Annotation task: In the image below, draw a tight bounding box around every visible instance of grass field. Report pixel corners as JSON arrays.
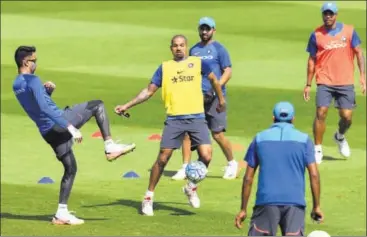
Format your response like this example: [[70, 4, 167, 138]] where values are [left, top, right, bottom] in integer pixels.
[[1, 1, 366, 236]]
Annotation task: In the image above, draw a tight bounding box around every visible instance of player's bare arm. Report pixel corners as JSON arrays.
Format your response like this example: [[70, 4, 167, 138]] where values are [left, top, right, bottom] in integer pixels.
[[353, 46, 366, 95], [304, 56, 316, 101], [219, 67, 232, 86], [307, 162, 324, 223], [115, 83, 159, 114], [207, 72, 226, 112], [235, 165, 257, 229]]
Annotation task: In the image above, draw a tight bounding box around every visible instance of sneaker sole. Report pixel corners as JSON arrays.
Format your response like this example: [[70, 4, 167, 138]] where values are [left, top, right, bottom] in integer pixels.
[[51, 217, 84, 225], [106, 146, 136, 162]]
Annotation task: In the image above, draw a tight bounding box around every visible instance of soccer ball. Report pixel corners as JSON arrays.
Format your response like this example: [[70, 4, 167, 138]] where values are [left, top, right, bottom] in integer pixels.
[[185, 161, 208, 183], [307, 230, 330, 237]]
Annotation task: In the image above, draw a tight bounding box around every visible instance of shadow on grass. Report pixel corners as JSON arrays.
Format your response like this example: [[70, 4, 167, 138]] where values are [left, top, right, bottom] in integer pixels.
[[0, 212, 109, 222], [323, 156, 346, 161], [82, 199, 196, 216]]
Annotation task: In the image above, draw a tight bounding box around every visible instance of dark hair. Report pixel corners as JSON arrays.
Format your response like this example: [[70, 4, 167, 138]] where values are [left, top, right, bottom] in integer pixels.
[[170, 34, 187, 46], [14, 46, 36, 68]]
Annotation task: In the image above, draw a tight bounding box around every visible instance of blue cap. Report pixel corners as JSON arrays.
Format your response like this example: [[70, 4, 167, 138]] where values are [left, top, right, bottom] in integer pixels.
[[321, 2, 338, 13], [199, 17, 216, 29], [273, 102, 295, 121]]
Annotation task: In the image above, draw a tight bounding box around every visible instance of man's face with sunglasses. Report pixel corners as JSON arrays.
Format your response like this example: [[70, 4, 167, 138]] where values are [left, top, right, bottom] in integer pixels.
[[24, 53, 37, 73]]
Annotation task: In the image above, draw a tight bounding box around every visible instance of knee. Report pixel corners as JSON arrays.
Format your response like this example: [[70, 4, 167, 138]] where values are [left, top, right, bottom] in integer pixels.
[[157, 149, 172, 167], [87, 100, 104, 110], [315, 109, 328, 121], [211, 131, 223, 141], [199, 147, 212, 165], [340, 112, 353, 122]]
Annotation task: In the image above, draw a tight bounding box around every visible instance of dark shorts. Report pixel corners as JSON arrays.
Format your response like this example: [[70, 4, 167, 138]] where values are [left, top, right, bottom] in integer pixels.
[[160, 118, 211, 150], [204, 96, 227, 133], [248, 205, 305, 236], [42, 102, 94, 160], [316, 84, 356, 110]]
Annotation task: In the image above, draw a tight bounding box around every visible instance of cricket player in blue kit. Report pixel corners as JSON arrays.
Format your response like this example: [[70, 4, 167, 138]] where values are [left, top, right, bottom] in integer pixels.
[[172, 17, 238, 180], [234, 102, 324, 236], [12, 46, 136, 225]]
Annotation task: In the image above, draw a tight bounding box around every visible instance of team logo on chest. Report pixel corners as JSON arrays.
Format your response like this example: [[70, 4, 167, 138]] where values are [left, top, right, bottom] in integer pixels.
[[188, 63, 194, 68]]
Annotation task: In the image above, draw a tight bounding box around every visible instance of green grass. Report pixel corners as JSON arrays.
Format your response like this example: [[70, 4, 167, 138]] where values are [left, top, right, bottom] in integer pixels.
[[1, 1, 366, 236]]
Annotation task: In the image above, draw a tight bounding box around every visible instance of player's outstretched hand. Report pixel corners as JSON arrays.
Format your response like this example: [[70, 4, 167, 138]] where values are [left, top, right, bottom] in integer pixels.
[[67, 125, 83, 144], [44, 81, 56, 94], [311, 206, 324, 224], [216, 100, 226, 113], [234, 210, 247, 229], [303, 85, 311, 102], [114, 105, 130, 117]]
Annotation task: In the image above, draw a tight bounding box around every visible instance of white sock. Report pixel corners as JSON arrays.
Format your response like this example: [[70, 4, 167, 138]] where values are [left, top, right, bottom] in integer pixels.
[[182, 163, 188, 169], [145, 190, 154, 198], [57, 204, 68, 213], [104, 139, 113, 146], [336, 131, 345, 140], [315, 145, 322, 152], [228, 160, 237, 166]]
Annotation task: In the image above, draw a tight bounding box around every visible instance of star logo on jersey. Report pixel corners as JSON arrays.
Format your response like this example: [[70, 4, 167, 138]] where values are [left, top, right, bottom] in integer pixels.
[[207, 50, 211, 54], [188, 63, 194, 68], [171, 76, 178, 83]]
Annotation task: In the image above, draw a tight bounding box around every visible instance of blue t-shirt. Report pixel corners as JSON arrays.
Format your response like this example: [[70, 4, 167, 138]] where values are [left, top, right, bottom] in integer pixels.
[[13, 74, 69, 135], [150, 58, 212, 120], [189, 41, 231, 95], [306, 22, 362, 57], [244, 122, 315, 207]]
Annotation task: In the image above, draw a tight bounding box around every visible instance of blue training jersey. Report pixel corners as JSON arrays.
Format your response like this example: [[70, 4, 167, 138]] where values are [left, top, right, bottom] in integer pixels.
[[244, 122, 315, 207], [150, 57, 212, 120], [189, 41, 232, 96], [13, 74, 69, 135]]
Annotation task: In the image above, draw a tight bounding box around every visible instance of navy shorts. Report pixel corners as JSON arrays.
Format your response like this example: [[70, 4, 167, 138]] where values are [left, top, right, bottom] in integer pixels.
[[316, 85, 356, 109], [160, 118, 211, 150], [204, 96, 227, 133], [248, 205, 305, 236]]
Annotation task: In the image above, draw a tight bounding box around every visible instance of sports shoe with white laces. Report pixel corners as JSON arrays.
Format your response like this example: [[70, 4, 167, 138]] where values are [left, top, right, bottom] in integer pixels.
[[183, 184, 200, 208], [333, 132, 351, 158], [223, 161, 238, 180], [52, 211, 84, 225], [105, 141, 136, 161], [172, 168, 187, 180], [141, 196, 154, 216]]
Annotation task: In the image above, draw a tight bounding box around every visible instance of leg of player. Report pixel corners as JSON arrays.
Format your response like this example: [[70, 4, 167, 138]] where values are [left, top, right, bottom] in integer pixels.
[[141, 148, 174, 216], [52, 150, 84, 225], [334, 109, 352, 158], [172, 133, 191, 180], [63, 100, 136, 161], [183, 143, 212, 209], [313, 107, 329, 164]]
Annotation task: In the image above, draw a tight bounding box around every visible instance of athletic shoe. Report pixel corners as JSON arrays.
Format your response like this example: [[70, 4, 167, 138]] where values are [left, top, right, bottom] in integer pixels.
[[334, 132, 351, 158], [141, 196, 154, 216], [105, 141, 136, 161], [172, 168, 187, 180], [183, 184, 200, 208], [52, 211, 84, 225], [223, 161, 238, 180]]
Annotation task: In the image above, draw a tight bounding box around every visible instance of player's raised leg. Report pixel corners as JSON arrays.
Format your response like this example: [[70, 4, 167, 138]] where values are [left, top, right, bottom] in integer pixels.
[[172, 134, 191, 180], [63, 100, 136, 161], [183, 118, 212, 208], [313, 85, 333, 164], [333, 85, 355, 158], [141, 119, 184, 216]]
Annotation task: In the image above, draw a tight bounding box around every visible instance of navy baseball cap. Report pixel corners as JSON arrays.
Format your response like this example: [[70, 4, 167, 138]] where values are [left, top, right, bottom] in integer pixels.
[[321, 2, 338, 13], [273, 102, 295, 121], [199, 17, 216, 29]]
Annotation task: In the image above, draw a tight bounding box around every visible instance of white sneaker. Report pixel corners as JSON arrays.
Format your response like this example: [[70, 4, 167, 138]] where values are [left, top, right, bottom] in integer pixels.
[[52, 211, 84, 225], [172, 168, 187, 180], [334, 132, 351, 158], [141, 196, 154, 216], [105, 141, 136, 161], [223, 161, 238, 180], [183, 184, 200, 208]]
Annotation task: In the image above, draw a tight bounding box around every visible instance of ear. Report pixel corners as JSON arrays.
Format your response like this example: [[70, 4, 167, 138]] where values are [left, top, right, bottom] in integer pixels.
[[272, 116, 275, 122]]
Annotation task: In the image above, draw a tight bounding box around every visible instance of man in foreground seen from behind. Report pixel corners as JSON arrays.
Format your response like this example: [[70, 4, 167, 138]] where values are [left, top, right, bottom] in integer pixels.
[[304, 2, 366, 164], [172, 17, 238, 181], [235, 102, 324, 236], [12, 46, 136, 225]]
